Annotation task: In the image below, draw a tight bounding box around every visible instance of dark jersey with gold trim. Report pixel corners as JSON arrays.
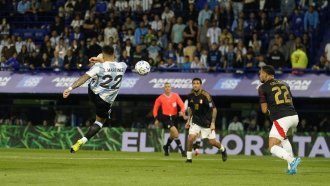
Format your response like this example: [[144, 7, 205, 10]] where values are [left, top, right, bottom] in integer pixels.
[[258, 79, 297, 121], [187, 89, 215, 128]]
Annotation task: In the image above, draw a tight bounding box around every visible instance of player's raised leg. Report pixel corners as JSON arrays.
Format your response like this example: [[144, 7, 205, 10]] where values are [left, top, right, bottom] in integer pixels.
[[71, 116, 106, 153]]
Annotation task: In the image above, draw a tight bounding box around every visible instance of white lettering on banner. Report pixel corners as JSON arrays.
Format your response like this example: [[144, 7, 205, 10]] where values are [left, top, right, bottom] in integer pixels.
[[284, 80, 311, 90], [122, 132, 155, 152], [308, 137, 330, 157], [121, 132, 138, 152], [251, 79, 311, 90], [17, 77, 43, 87], [121, 78, 138, 88], [149, 78, 206, 89], [293, 136, 311, 157], [140, 132, 154, 152], [0, 77, 11, 86], [221, 134, 244, 155], [52, 77, 89, 87], [120, 132, 330, 157], [244, 135, 263, 156]]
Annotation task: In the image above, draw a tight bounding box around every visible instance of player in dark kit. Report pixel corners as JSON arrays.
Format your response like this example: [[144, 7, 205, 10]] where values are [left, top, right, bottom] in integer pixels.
[[185, 78, 227, 163], [258, 65, 301, 175], [153, 82, 186, 157]]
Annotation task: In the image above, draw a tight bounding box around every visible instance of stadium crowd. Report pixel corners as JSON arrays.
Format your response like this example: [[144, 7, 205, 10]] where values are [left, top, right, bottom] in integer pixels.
[[0, 0, 329, 72]]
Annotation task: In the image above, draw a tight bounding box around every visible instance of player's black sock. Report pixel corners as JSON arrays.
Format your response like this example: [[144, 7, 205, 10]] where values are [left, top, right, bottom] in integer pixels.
[[193, 141, 201, 150], [175, 139, 184, 152], [85, 123, 101, 140], [165, 138, 173, 147]]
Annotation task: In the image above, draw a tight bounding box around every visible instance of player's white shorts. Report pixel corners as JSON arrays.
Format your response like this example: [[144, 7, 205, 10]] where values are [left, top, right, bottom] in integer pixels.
[[189, 123, 216, 139], [269, 115, 299, 140]]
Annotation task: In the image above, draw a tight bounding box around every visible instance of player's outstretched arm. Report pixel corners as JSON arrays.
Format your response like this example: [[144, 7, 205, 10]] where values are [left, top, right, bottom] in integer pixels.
[[63, 74, 91, 98], [89, 53, 104, 63]]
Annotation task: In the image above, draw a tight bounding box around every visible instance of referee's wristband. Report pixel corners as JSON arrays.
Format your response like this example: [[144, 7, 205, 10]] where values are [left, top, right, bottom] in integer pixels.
[[68, 87, 73, 91]]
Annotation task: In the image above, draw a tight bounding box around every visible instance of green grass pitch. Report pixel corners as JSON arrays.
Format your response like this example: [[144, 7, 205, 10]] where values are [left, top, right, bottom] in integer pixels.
[[0, 148, 329, 186]]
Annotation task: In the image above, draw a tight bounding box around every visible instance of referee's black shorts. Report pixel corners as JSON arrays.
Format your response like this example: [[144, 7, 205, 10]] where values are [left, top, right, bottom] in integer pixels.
[[158, 114, 179, 129], [88, 87, 111, 118]]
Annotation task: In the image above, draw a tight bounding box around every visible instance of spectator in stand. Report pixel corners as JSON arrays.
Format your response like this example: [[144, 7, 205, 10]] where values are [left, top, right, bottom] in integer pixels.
[[248, 32, 262, 55], [304, 5, 319, 32], [325, 42, 330, 62], [224, 43, 236, 69], [156, 30, 168, 50], [244, 51, 256, 69], [17, 45, 29, 68], [198, 4, 212, 27], [122, 17, 136, 31], [5, 52, 20, 71], [161, 6, 175, 27], [150, 14, 163, 32], [207, 42, 222, 71], [290, 8, 304, 37], [119, 50, 132, 67], [87, 37, 102, 59], [51, 50, 64, 71], [191, 55, 205, 72], [183, 19, 198, 45], [280, 0, 296, 16], [104, 21, 119, 45], [27, 50, 39, 70], [312, 55, 329, 72], [291, 45, 308, 70], [183, 39, 197, 62], [171, 16, 186, 46], [36, 52, 51, 69], [69, 26, 85, 43], [172, 0, 184, 17], [197, 19, 210, 50], [25, 38, 36, 54], [134, 22, 148, 46], [163, 42, 177, 62], [147, 39, 161, 61], [232, 0, 244, 19], [184, 3, 198, 22], [0, 18, 10, 37], [207, 20, 221, 46], [267, 44, 286, 69], [75, 50, 88, 69], [17, 0, 31, 15], [63, 49, 77, 70], [131, 45, 148, 68], [228, 115, 244, 132]]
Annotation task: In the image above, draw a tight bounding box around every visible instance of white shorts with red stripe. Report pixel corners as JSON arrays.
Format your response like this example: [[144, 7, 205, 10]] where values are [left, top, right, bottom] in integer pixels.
[[189, 123, 216, 139], [269, 115, 299, 140]]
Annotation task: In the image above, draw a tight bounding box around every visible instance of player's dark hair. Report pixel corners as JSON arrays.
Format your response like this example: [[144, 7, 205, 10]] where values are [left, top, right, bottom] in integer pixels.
[[192, 78, 202, 84], [262, 65, 275, 76], [102, 45, 114, 56]]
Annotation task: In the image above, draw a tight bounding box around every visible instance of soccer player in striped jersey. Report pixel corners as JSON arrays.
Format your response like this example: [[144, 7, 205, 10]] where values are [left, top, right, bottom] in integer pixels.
[[258, 65, 301, 174], [63, 45, 127, 153], [153, 82, 187, 157]]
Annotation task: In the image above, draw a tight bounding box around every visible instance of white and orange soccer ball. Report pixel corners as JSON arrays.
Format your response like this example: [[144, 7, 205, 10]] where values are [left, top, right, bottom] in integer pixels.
[[135, 60, 150, 76]]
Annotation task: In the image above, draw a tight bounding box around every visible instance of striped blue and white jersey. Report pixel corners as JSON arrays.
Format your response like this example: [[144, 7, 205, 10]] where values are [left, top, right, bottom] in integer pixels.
[[86, 61, 127, 104]]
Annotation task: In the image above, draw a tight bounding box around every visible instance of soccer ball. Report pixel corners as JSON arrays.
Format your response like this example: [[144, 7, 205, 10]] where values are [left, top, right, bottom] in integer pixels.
[[135, 60, 150, 75]]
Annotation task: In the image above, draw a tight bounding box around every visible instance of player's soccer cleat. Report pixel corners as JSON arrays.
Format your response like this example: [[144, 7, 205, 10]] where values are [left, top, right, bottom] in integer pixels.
[[185, 159, 192, 163], [288, 157, 301, 175], [163, 145, 169, 156], [181, 150, 187, 157], [70, 139, 84, 153], [221, 148, 227, 162]]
